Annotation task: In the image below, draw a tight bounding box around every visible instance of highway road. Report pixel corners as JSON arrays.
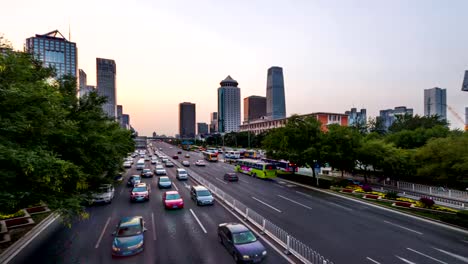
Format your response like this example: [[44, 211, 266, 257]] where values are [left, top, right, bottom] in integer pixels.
[[156, 141, 468, 264], [26, 147, 291, 264]]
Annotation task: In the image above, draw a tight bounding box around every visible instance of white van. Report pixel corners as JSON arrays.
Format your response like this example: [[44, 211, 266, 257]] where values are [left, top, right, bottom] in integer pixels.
[[136, 159, 145, 170], [176, 168, 188, 180]]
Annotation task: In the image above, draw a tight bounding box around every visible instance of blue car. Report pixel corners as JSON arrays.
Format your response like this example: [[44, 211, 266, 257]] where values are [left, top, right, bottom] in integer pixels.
[[112, 216, 146, 257], [218, 223, 267, 263]]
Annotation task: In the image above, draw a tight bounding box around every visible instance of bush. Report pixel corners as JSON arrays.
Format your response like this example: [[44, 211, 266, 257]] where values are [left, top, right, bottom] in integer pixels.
[[317, 178, 332, 189], [362, 185, 372, 192], [419, 197, 435, 208], [384, 191, 399, 199], [0, 209, 25, 220], [334, 179, 350, 188], [457, 210, 468, 219]]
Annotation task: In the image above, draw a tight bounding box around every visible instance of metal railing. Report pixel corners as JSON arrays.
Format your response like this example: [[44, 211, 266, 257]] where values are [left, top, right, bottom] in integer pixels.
[[169, 157, 334, 264], [394, 181, 468, 201], [376, 187, 467, 209]]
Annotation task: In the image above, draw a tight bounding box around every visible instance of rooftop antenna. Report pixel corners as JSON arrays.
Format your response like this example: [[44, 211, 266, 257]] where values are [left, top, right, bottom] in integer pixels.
[[68, 20, 71, 41]]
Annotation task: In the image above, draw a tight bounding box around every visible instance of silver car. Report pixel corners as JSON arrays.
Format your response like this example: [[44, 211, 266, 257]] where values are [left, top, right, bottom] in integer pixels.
[[90, 184, 115, 204], [154, 165, 167, 175], [158, 176, 172, 189]]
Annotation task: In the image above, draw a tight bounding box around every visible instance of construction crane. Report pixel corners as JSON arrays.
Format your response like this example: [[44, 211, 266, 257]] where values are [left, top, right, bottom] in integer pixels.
[[447, 105, 468, 131]]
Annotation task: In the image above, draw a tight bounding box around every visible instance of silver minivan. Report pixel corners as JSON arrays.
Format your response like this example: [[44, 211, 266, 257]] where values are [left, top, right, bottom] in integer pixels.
[[176, 168, 188, 180]]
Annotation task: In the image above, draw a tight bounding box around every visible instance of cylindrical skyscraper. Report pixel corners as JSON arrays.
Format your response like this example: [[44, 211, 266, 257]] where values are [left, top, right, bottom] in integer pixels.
[[266, 66, 286, 120], [218, 76, 241, 133]]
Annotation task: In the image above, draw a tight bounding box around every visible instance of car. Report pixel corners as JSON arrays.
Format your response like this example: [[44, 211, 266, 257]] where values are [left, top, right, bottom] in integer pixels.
[[177, 151, 182, 154], [144, 156, 150, 161], [123, 161, 132, 168], [185, 154, 190, 158], [159, 148, 163, 150], [130, 183, 150, 202], [224, 173, 239, 182], [151, 158, 157, 164], [158, 176, 172, 189], [176, 168, 188, 180], [90, 184, 115, 204], [195, 160, 206, 166], [161, 158, 169, 163], [112, 216, 146, 256], [114, 173, 124, 182], [141, 168, 153, 178], [169, 147, 173, 149], [190, 185, 214, 205], [165, 161, 175, 167], [127, 175, 141, 187], [182, 160, 190, 167], [154, 165, 167, 175], [172, 155, 179, 160], [218, 223, 267, 263], [163, 191, 184, 209]]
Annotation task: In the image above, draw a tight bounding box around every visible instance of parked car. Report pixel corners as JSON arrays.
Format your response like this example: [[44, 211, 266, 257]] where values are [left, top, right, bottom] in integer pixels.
[[90, 184, 115, 204], [158, 176, 172, 189], [154, 165, 167, 175], [172, 155, 179, 160], [163, 191, 184, 209], [190, 185, 214, 205], [195, 160, 206, 166], [165, 161, 175, 167], [218, 223, 266, 263], [176, 168, 188, 180], [112, 216, 146, 256], [223, 173, 238, 182], [141, 168, 153, 178], [130, 183, 150, 202], [182, 160, 190, 167], [127, 175, 141, 187]]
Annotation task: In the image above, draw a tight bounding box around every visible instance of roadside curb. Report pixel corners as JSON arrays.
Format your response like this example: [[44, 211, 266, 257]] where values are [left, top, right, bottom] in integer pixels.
[[279, 178, 468, 236], [0, 212, 60, 264]]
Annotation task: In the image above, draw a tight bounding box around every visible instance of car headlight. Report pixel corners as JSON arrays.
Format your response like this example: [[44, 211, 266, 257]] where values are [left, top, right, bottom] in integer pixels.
[[112, 245, 120, 251], [243, 255, 250, 260], [262, 250, 267, 256]]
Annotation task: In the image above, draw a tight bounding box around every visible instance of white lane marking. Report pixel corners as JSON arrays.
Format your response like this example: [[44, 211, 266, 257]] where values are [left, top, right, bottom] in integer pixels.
[[189, 209, 207, 234], [173, 183, 179, 191], [239, 179, 249, 184], [252, 197, 282, 213], [407, 248, 448, 264], [151, 212, 157, 241], [383, 220, 423, 235], [395, 256, 417, 264], [432, 247, 468, 263], [184, 183, 190, 189], [462, 240, 468, 244], [286, 184, 297, 188], [328, 201, 353, 211], [366, 257, 381, 264], [215, 177, 228, 185], [95, 217, 111, 249], [277, 195, 312, 210], [295, 191, 312, 198], [276, 184, 285, 188]]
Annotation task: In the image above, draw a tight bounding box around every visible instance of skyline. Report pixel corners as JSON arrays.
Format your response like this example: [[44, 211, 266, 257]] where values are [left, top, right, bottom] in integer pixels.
[[2, 0, 468, 136]]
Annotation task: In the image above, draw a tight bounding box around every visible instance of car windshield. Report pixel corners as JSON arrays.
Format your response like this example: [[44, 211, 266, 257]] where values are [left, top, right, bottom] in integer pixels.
[[116, 225, 142, 237], [166, 194, 181, 200], [143, 169, 150, 172], [160, 178, 170, 182], [197, 190, 211, 196], [232, 231, 257, 245], [132, 187, 146, 192]]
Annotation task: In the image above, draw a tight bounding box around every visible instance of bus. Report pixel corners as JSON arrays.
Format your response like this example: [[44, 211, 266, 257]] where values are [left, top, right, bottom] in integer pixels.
[[225, 150, 241, 159], [203, 151, 219, 162], [261, 158, 298, 175], [244, 150, 259, 159], [235, 159, 276, 179]]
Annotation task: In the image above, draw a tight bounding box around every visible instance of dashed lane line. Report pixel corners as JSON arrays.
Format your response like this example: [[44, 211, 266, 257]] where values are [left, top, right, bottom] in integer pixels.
[[407, 248, 447, 264], [366, 257, 381, 264], [277, 195, 312, 210], [252, 197, 282, 213], [384, 220, 423, 235], [189, 209, 207, 234], [95, 217, 111, 249]]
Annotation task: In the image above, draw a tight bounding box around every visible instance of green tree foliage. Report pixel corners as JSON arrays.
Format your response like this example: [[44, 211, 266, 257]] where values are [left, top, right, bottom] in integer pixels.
[[385, 125, 450, 149], [389, 114, 448, 133], [0, 51, 134, 219]]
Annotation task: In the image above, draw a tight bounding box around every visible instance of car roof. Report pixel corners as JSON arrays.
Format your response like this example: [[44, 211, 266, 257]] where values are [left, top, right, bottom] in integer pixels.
[[130, 175, 141, 178], [160, 176, 169, 180], [165, 191, 179, 195], [177, 168, 186, 171], [225, 173, 236, 176], [220, 223, 249, 233], [193, 185, 208, 191], [119, 216, 142, 227], [134, 183, 147, 187]]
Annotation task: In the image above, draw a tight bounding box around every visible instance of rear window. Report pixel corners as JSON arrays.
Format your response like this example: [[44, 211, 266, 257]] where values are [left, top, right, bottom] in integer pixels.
[[166, 193, 181, 200], [132, 187, 146, 192], [160, 178, 170, 182]]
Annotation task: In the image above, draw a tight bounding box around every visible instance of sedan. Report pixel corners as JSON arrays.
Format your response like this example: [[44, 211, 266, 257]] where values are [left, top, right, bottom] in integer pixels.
[[172, 155, 179, 160], [127, 175, 141, 187], [154, 165, 166, 175], [123, 161, 132, 168], [158, 176, 172, 189], [112, 216, 146, 257], [224, 173, 238, 182], [182, 160, 190, 167], [177, 151, 182, 154], [195, 160, 206, 166], [218, 223, 267, 263], [141, 169, 153, 178], [185, 154, 190, 158], [130, 183, 150, 202], [165, 161, 174, 167], [163, 191, 184, 209]]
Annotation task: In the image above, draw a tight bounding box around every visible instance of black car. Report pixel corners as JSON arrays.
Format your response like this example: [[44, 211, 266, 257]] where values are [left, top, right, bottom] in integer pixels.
[[218, 223, 267, 263], [177, 151, 182, 154], [223, 173, 238, 182]]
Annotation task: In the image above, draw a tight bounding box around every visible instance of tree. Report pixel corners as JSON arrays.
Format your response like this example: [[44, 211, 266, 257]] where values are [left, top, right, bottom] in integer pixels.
[[388, 114, 448, 133], [368, 117, 386, 135], [385, 125, 450, 149]]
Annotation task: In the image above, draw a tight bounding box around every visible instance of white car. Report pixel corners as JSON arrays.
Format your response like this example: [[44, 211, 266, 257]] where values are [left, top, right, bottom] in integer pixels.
[[195, 160, 206, 166], [90, 184, 115, 204], [123, 161, 132, 168], [155, 165, 167, 175], [151, 158, 158, 164]]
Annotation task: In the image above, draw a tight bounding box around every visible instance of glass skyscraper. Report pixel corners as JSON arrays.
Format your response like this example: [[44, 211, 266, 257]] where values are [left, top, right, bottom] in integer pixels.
[[218, 76, 241, 133], [179, 102, 196, 138], [424, 87, 447, 120], [266, 66, 286, 120], [25, 30, 77, 79], [96, 58, 116, 118]]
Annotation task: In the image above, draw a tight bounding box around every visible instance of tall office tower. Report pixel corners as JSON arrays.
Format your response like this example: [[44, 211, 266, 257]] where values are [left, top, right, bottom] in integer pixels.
[[25, 30, 77, 79], [345, 108, 367, 126], [122, 114, 130, 130], [79, 69, 87, 96], [197, 122, 209, 135], [266, 66, 286, 120], [96, 58, 116, 118], [462, 71, 468, 91], [244, 95, 266, 123], [379, 106, 413, 131], [210, 112, 218, 133], [179, 102, 196, 138], [218, 76, 241, 133], [117, 105, 123, 127], [424, 87, 447, 120]]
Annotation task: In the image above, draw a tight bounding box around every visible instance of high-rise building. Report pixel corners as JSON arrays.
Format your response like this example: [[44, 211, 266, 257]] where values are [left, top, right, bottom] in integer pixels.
[[79, 69, 87, 95], [79, 85, 96, 98], [266, 66, 286, 120], [345, 108, 367, 127], [424, 87, 447, 120], [122, 114, 130, 130], [462, 70, 468, 92], [218, 76, 241, 133], [179, 102, 196, 138], [117, 105, 123, 127], [25, 30, 77, 79], [244, 96, 266, 123], [197, 122, 209, 135], [96, 58, 116, 118], [210, 112, 218, 133], [378, 106, 413, 131]]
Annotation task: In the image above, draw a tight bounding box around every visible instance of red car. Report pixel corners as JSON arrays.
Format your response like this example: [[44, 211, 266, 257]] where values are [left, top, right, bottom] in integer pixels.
[[172, 155, 179, 160], [163, 191, 184, 209]]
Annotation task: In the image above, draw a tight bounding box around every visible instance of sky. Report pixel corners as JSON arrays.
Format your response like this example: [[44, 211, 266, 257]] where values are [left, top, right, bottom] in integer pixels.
[[2, 0, 468, 136]]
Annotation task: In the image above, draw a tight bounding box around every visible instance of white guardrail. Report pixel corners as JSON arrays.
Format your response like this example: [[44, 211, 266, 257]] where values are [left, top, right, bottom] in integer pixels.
[[169, 158, 334, 264]]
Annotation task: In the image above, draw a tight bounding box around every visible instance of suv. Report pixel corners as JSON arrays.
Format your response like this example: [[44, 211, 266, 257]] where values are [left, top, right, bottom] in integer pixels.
[[223, 173, 238, 182], [176, 168, 188, 180], [141, 168, 153, 178], [190, 185, 214, 206], [218, 223, 267, 263], [127, 175, 141, 187]]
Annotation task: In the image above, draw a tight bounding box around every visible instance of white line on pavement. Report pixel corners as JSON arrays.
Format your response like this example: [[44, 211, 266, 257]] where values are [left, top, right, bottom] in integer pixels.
[[215, 177, 228, 185], [276, 184, 285, 188], [328, 201, 353, 211], [383, 220, 423, 235], [173, 183, 179, 191], [151, 212, 157, 241], [395, 256, 417, 264], [95, 217, 111, 249], [190, 209, 207, 234], [295, 191, 312, 198], [119, 188, 124, 195], [407, 248, 447, 264], [239, 179, 249, 184], [366, 257, 381, 264], [277, 195, 312, 210], [463, 240, 468, 244], [252, 197, 282, 213], [432, 247, 468, 263], [184, 183, 191, 189]]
